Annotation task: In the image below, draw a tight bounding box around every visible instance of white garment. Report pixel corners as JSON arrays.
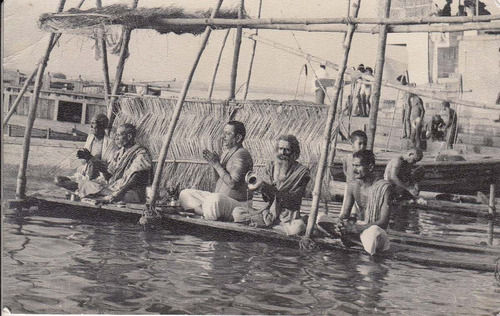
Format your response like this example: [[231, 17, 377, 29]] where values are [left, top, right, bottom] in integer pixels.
[[311, 67, 331, 92], [179, 189, 251, 221], [360, 225, 391, 255]]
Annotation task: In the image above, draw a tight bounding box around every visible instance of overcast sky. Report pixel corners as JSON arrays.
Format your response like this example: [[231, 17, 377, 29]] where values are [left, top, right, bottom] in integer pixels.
[[3, 0, 496, 96]]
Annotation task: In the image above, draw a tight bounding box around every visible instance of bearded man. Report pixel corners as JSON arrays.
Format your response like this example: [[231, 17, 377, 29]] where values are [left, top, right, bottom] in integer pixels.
[[233, 135, 311, 236], [179, 121, 254, 221]]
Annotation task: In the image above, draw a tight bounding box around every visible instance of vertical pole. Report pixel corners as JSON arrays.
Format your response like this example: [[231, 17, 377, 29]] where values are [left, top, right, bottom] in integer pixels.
[[81, 103, 88, 124], [367, 0, 391, 151], [107, 0, 139, 129], [149, 0, 224, 207], [488, 183, 496, 245], [242, 0, 263, 100], [385, 89, 400, 151], [15, 0, 66, 199], [53, 99, 60, 121], [207, 29, 231, 99], [228, 0, 244, 100], [304, 0, 361, 238], [96, 0, 111, 96]]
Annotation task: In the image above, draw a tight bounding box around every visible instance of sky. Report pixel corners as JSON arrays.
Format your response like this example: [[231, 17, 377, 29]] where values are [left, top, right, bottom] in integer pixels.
[[2, 0, 499, 96]]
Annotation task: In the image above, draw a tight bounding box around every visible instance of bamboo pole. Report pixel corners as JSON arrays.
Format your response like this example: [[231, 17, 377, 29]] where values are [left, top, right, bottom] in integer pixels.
[[96, 0, 111, 96], [16, 0, 67, 199], [367, 0, 391, 151], [107, 0, 139, 128], [488, 183, 496, 245], [149, 0, 224, 207], [207, 29, 230, 99], [229, 0, 244, 100], [3, 68, 38, 126], [383, 80, 493, 109], [304, 0, 361, 240], [243, 32, 339, 70], [242, 0, 263, 100], [55, 13, 500, 26]]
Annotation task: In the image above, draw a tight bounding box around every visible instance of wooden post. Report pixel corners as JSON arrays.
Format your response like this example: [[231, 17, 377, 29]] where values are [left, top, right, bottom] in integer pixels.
[[207, 29, 230, 99], [367, 0, 391, 150], [16, 0, 66, 200], [81, 103, 87, 124], [107, 0, 139, 128], [488, 183, 496, 245], [242, 0, 263, 100], [228, 0, 244, 100], [46, 128, 51, 140], [96, 0, 111, 96], [304, 0, 361, 238], [149, 0, 224, 207]]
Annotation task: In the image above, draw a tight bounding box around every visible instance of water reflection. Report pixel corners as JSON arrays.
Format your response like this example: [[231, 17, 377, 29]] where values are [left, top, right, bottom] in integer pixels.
[[3, 207, 499, 315]]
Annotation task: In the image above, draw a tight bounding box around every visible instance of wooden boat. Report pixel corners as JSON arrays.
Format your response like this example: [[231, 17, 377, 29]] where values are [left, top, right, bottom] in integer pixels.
[[330, 158, 500, 196], [6, 194, 500, 273]]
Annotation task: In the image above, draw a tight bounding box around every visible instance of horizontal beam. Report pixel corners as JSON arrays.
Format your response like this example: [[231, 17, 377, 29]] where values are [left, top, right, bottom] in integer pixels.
[[52, 13, 500, 25]]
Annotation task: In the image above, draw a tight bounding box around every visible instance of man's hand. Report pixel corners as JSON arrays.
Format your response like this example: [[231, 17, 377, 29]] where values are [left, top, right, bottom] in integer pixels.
[[77, 148, 92, 161], [202, 149, 220, 166], [247, 174, 263, 191]]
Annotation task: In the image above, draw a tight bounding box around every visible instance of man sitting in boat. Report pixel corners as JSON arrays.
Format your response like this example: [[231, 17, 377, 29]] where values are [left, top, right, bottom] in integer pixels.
[[179, 121, 254, 221], [383, 148, 424, 202], [232, 135, 311, 236], [78, 123, 152, 203], [336, 150, 394, 255], [54, 114, 111, 191]]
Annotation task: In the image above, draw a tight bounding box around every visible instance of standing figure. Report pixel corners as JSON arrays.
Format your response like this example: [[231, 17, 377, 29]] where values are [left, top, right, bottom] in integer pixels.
[[442, 101, 458, 149], [401, 89, 412, 139], [233, 135, 310, 236], [409, 94, 425, 149], [312, 64, 330, 105], [361, 67, 374, 116], [352, 64, 366, 116], [179, 121, 254, 221]]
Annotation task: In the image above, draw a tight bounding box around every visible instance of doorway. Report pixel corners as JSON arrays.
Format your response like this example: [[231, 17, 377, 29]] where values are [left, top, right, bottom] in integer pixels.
[[57, 101, 82, 123]]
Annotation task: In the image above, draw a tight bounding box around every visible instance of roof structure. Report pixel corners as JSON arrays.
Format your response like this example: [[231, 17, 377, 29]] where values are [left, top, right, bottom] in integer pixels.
[[39, 4, 241, 36]]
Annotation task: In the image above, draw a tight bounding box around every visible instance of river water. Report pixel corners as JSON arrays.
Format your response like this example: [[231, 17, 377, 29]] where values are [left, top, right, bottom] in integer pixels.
[[3, 204, 500, 315]]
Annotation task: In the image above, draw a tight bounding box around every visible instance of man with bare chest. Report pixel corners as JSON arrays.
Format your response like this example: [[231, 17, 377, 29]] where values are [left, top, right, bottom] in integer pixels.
[[233, 135, 311, 236], [409, 94, 425, 149], [337, 150, 394, 255]]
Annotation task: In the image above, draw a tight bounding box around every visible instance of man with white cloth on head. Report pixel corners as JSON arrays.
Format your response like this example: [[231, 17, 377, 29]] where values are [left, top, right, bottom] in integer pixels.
[[179, 121, 254, 221], [337, 150, 394, 255]]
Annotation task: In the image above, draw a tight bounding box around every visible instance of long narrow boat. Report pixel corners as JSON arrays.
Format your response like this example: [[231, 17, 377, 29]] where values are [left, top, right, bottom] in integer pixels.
[[6, 194, 499, 273], [330, 158, 500, 196]]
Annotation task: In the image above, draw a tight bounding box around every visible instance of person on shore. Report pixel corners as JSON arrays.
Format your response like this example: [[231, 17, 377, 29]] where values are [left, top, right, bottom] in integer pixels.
[[384, 148, 423, 202], [54, 114, 111, 191], [400, 88, 412, 139], [426, 115, 446, 141], [78, 123, 151, 203], [442, 101, 458, 149], [352, 64, 366, 116], [233, 135, 310, 236], [312, 64, 331, 105], [179, 121, 254, 221], [409, 94, 425, 149], [361, 67, 374, 116], [337, 150, 394, 255]]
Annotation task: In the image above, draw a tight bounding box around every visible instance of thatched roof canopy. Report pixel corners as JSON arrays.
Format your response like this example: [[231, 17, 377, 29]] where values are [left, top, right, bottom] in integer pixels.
[[39, 4, 241, 36]]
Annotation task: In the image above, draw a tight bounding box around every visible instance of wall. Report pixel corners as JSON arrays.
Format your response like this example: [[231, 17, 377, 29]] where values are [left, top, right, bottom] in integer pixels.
[[458, 34, 500, 105]]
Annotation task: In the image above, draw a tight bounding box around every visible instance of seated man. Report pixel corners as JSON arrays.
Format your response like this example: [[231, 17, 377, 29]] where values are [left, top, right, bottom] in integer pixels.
[[337, 150, 394, 255], [54, 114, 111, 191], [78, 123, 151, 203], [179, 121, 253, 221], [383, 148, 423, 202], [233, 135, 311, 236]]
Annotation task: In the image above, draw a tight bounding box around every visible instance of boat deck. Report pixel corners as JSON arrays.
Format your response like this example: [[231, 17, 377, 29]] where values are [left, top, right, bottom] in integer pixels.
[[6, 193, 500, 273]]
